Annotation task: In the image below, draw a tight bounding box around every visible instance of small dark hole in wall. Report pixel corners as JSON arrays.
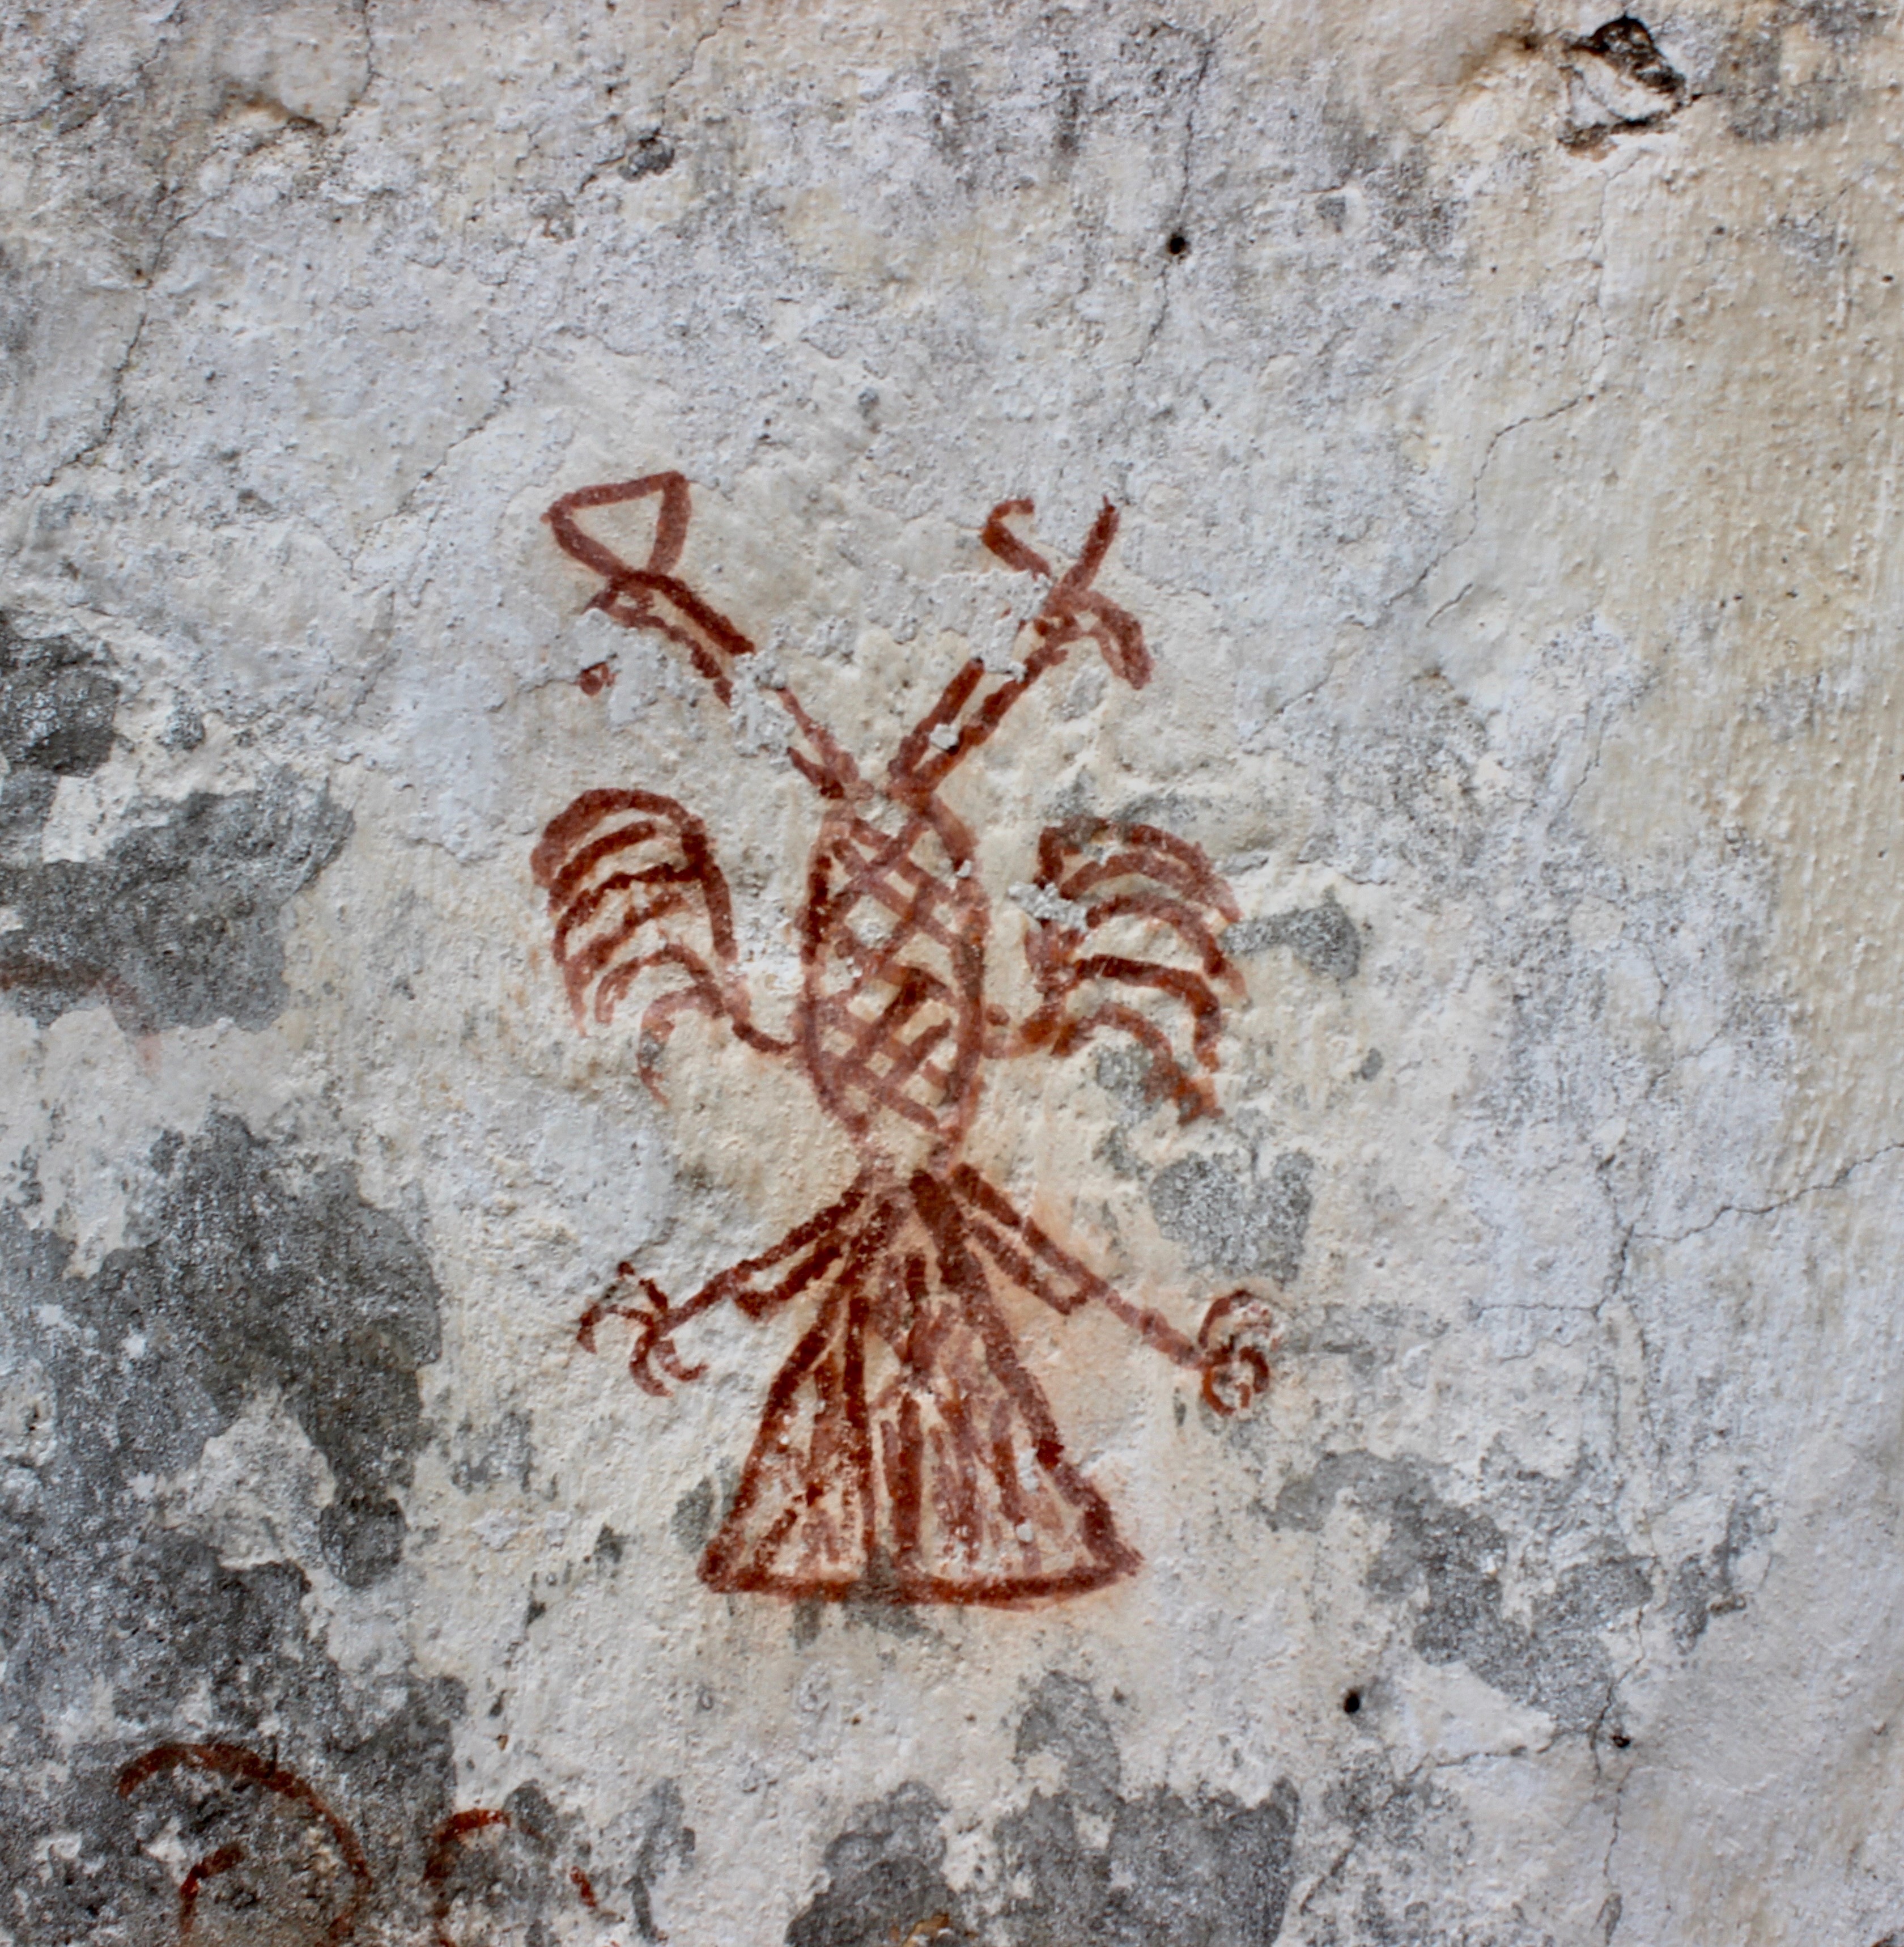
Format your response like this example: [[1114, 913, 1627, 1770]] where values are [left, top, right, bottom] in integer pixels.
[[1609, 1731, 1632, 1749], [1341, 1689, 1362, 1715], [1166, 231, 1189, 256], [620, 132, 675, 180]]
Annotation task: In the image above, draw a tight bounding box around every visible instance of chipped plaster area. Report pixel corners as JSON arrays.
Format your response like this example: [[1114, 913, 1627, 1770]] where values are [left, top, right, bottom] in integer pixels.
[[3, 1, 1903, 1941]]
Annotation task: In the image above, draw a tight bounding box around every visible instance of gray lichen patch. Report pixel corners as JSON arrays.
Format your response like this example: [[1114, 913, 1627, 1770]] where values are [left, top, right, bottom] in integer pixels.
[[787, 1784, 963, 1947], [1667, 1488, 1771, 1648], [1, 1114, 444, 1577], [993, 1779, 1298, 1947], [0, 617, 118, 777], [1087, 1043, 1320, 1287], [1089, 1040, 1319, 1283], [1224, 892, 1362, 983], [0, 770, 351, 1033], [1150, 1151, 1316, 1287], [1013, 1669, 1123, 1804], [450, 1407, 535, 1495], [0, 617, 119, 865], [32, 1544, 464, 1944], [1268, 1453, 1650, 1734], [116, 1114, 440, 1580], [994, 1673, 1299, 1947], [426, 1781, 575, 1941], [786, 1677, 1298, 1947], [0, 1113, 453, 1942], [622, 1780, 698, 1944], [1718, 3, 1881, 141], [0, 766, 59, 859]]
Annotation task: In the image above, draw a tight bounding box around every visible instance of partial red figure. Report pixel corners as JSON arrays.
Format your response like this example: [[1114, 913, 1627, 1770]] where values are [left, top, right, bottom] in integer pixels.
[[117, 1744, 372, 1943], [119, 1744, 609, 1945], [540, 473, 1280, 1605]]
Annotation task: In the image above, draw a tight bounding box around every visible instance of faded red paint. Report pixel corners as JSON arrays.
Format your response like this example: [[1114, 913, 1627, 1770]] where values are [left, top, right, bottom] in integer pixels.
[[118, 1744, 372, 1944], [121, 1745, 603, 1946], [176, 1843, 243, 1940], [538, 473, 1281, 1606], [424, 1808, 513, 1947]]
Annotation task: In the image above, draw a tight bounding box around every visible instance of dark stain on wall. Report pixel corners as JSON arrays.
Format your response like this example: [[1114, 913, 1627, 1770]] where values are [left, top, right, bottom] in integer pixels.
[[787, 1783, 963, 1947], [121, 1115, 439, 1582], [0, 616, 350, 1033], [1086, 1042, 1318, 1289], [673, 1475, 718, 1554], [1718, 2, 1890, 142], [0, 1116, 455, 1942], [786, 1676, 1298, 1947], [0, 771, 351, 1034], [0, 620, 118, 860], [0, 766, 59, 856], [428, 1782, 575, 1940], [996, 1672, 1298, 1947], [0, 618, 119, 778], [625, 1780, 698, 1942], [1268, 1454, 1651, 1733], [1667, 1488, 1770, 1648], [1225, 891, 1362, 982], [450, 1407, 535, 1494], [1150, 1151, 1315, 1287]]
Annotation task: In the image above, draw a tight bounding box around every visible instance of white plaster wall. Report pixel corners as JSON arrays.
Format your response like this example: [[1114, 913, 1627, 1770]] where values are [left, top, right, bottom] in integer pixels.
[[3, 3, 1903, 1942]]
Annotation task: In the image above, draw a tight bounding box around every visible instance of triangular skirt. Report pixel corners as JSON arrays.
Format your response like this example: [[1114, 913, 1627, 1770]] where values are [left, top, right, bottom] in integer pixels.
[[696, 1167, 1138, 1605]]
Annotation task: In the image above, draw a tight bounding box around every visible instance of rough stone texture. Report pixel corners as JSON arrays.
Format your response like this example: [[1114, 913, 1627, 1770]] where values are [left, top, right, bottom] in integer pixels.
[[3, 1, 1903, 1941]]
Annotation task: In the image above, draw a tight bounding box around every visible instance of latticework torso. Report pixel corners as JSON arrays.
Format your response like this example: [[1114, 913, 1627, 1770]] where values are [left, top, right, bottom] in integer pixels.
[[798, 795, 988, 1163]]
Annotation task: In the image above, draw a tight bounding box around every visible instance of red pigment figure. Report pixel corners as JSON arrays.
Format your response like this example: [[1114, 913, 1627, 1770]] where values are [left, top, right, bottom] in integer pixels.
[[118, 1744, 604, 1944], [537, 473, 1278, 1606]]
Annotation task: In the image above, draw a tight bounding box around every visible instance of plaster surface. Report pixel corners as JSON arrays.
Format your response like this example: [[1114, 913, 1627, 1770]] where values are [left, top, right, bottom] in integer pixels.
[[3, 2, 1903, 1941]]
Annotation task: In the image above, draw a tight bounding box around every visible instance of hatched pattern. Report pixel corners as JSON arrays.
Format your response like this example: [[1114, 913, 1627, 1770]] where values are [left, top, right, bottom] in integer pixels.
[[801, 808, 986, 1143]]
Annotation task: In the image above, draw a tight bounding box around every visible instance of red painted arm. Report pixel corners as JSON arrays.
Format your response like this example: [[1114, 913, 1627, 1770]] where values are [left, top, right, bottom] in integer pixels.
[[886, 498, 1149, 803], [545, 473, 866, 803]]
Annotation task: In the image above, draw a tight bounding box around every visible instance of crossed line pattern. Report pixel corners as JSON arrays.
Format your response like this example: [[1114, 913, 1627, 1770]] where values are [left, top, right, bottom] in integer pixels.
[[534, 474, 1283, 1605], [801, 808, 986, 1140]]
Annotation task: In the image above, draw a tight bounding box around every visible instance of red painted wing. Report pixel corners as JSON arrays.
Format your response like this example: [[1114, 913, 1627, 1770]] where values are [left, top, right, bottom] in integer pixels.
[[532, 788, 776, 1090], [1016, 818, 1243, 1119]]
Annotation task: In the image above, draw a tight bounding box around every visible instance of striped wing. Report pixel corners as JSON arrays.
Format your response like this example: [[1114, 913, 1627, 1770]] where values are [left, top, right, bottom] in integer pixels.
[[1016, 819, 1242, 1119], [532, 788, 762, 1089]]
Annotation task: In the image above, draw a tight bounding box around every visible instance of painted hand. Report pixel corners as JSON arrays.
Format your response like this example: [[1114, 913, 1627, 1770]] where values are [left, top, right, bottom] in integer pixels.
[[577, 1264, 707, 1397], [1197, 1288, 1279, 1415]]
